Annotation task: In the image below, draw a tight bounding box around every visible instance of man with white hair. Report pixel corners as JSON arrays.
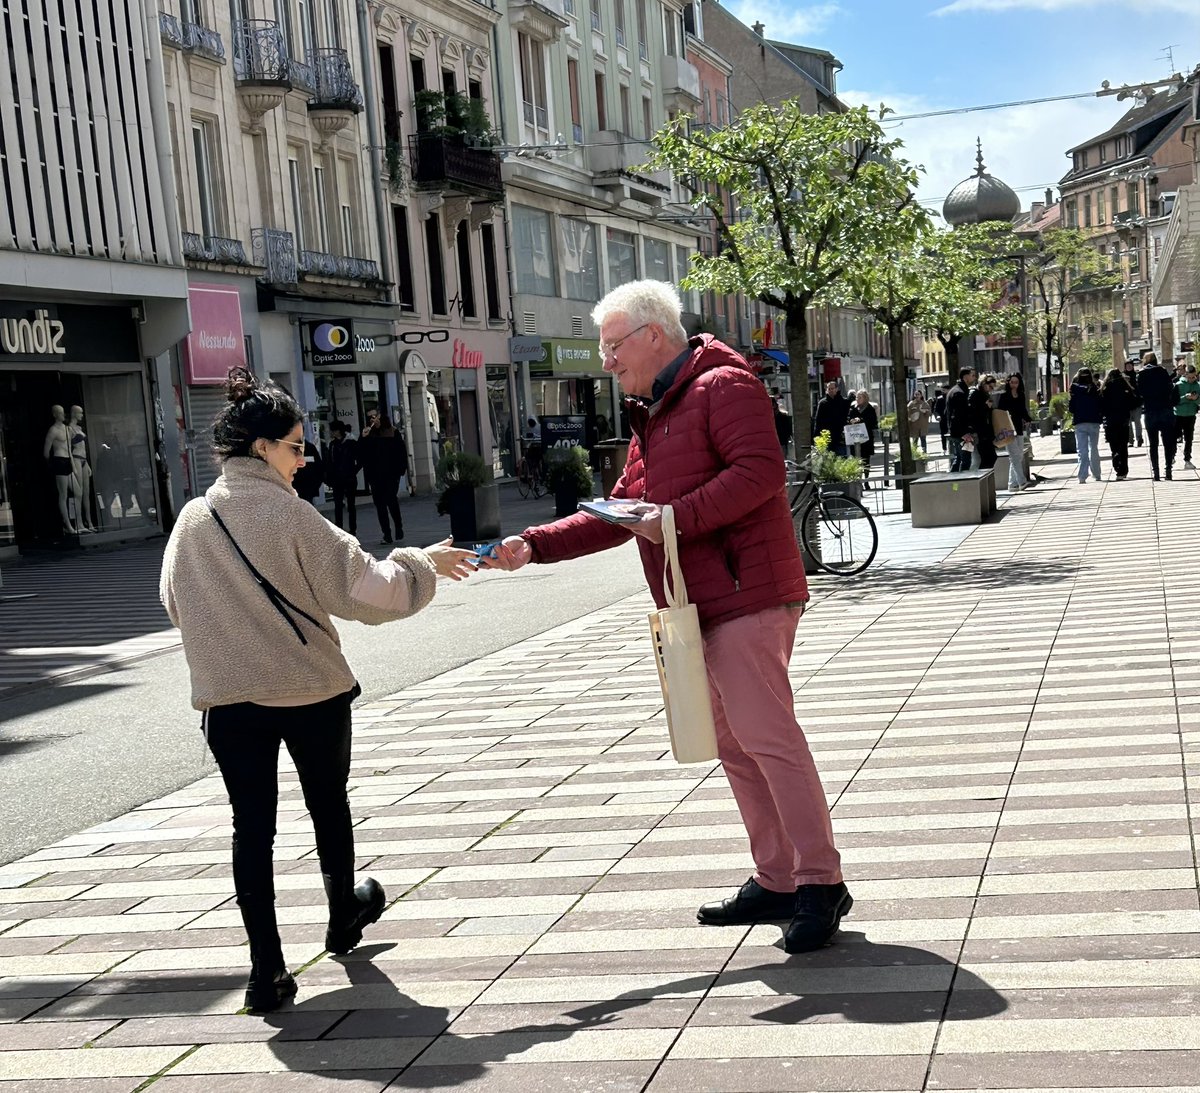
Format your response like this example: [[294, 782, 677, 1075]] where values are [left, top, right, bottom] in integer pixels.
[[487, 281, 851, 953]]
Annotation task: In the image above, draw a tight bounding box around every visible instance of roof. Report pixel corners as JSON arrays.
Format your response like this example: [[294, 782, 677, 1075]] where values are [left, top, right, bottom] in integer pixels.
[[1066, 84, 1192, 155], [943, 141, 1021, 226]]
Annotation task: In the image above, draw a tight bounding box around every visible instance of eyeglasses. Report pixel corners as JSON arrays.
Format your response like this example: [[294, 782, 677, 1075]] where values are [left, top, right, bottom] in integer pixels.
[[600, 324, 650, 358], [274, 439, 306, 456]]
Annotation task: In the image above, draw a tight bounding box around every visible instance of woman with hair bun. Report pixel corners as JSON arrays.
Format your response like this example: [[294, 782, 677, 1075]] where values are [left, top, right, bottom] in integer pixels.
[[160, 367, 476, 1013]]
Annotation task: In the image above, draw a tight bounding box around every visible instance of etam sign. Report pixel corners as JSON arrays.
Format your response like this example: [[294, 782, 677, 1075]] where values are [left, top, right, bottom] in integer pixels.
[[0, 309, 66, 357]]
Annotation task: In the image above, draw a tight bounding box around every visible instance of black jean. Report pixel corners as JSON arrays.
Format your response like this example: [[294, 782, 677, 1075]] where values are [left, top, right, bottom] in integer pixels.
[[1145, 412, 1178, 478], [370, 481, 403, 540], [205, 691, 356, 915], [1105, 421, 1130, 477], [331, 483, 356, 535], [1178, 416, 1195, 463]]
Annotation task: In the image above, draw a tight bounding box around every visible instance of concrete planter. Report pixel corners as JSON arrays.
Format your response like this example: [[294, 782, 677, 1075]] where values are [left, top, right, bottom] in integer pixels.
[[446, 483, 501, 544]]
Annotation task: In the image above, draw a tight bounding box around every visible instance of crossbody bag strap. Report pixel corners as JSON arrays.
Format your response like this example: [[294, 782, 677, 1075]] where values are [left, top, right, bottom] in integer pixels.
[[204, 496, 323, 645]]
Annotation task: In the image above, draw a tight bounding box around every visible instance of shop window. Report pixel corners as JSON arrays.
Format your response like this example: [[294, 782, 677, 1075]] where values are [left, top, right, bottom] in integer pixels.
[[425, 212, 447, 315], [606, 227, 636, 287], [481, 223, 502, 321], [455, 220, 477, 319], [643, 237, 669, 282], [512, 204, 557, 296], [560, 217, 599, 301], [392, 206, 416, 312]]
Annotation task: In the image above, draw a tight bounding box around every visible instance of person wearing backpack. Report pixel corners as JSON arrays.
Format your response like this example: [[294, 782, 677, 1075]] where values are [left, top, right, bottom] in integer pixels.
[[160, 368, 476, 1013]]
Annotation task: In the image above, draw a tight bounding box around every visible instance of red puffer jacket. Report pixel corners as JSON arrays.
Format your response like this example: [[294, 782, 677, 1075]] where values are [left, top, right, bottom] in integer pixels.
[[523, 335, 808, 628]]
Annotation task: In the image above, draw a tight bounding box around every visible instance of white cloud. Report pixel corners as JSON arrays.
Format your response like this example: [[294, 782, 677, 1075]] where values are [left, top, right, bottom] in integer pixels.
[[723, 0, 841, 41], [931, 0, 1195, 14], [839, 87, 1124, 215]]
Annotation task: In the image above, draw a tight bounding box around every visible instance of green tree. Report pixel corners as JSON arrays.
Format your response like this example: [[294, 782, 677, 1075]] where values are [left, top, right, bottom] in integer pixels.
[[648, 103, 922, 460], [1079, 335, 1114, 375], [1023, 228, 1120, 394]]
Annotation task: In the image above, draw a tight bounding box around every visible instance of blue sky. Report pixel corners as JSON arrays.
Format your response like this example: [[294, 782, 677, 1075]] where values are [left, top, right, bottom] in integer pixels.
[[723, 0, 1200, 212]]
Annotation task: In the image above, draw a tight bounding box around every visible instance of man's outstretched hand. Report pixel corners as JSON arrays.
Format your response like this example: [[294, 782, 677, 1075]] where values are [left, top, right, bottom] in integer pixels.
[[482, 536, 532, 571]]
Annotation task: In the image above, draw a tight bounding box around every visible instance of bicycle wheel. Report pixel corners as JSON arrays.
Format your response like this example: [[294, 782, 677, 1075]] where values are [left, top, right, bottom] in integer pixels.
[[531, 476, 546, 500], [516, 461, 532, 499], [800, 491, 878, 575]]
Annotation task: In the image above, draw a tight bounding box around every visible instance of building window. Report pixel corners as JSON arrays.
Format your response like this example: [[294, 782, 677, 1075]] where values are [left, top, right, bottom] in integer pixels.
[[295, 0, 316, 56], [1097, 189, 1105, 225], [392, 205, 415, 312], [589, 0, 601, 32], [567, 58, 583, 143], [619, 85, 632, 135], [607, 227, 637, 287], [642, 95, 653, 139], [191, 120, 219, 237], [455, 221, 477, 319], [312, 164, 330, 251], [563, 0, 575, 14], [517, 34, 549, 138], [1127, 182, 1140, 216], [644, 236, 669, 281], [635, 0, 648, 59], [481, 222, 502, 320], [594, 70, 607, 130], [425, 213, 447, 314], [1129, 245, 1139, 274], [1098, 142, 1107, 164], [560, 217, 599, 300], [613, 0, 626, 46], [1083, 193, 1092, 228], [512, 204, 557, 296], [288, 153, 307, 247], [663, 5, 678, 56], [337, 156, 357, 254]]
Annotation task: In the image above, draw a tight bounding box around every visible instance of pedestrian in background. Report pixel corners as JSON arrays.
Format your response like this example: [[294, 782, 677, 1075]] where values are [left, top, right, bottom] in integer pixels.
[[996, 372, 1032, 490], [1100, 367, 1140, 481], [906, 389, 931, 452], [931, 384, 951, 452], [945, 367, 976, 471], [159, 368, 477, 1013], [1174, 363, 1199, 468], [487, 280, 851, 954], [359, 413, 409, 544], [1123, 358, 1144, 446], [813, 381, 851, 456], [846, 389, 878, 484], [771, 392, 793, 457], [1137, 351, 1179, 481], [323, 420, 360, 537], [1069, 368, 1103, 483], [968, 372, 998, 470]]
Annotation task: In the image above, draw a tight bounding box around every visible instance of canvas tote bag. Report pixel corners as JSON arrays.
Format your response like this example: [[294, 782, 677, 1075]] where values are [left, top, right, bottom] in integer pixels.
[[647, 505, 719, 764]]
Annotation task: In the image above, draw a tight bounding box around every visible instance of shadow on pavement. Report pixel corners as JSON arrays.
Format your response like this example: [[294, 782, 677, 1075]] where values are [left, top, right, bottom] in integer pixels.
[[825, 557, 1080, 597]]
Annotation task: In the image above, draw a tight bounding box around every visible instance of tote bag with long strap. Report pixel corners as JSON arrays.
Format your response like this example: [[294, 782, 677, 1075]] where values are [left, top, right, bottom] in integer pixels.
[[647, 505, 718, 764]]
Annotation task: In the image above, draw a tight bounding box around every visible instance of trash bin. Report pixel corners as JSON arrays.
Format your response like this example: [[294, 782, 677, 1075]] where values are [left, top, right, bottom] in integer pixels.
[[593, 440, 631, 498]]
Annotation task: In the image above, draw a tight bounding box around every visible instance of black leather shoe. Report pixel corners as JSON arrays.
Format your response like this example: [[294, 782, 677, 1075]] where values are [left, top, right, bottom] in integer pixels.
[[697, 877, 797, 926], [244, 966, 297, 1013], [325, 877, 387, 954], [783, 882, 853, 953]]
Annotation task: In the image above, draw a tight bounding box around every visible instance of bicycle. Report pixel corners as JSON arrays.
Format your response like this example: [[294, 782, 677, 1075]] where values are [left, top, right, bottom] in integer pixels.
[[786, 459, 878, 576], [515, 453, 546, 499]]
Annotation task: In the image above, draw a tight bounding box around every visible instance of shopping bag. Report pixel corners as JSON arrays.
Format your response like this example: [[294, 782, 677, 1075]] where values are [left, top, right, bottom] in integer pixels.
[[844, 422, 870, 446], [991, 409, 1015, 448], [647, 505, 718, 764]]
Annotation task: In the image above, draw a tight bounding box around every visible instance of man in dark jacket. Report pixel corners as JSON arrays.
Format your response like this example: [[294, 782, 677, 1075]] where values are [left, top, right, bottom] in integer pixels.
[[323, 420, 360, 535], [359, 413, 409, 544], [487, 280, 849, 954], [967, 373, 998, 470], [944, 366, 977, 471], [813, 381, 851, 455], [1136, 351, 1179, 480]]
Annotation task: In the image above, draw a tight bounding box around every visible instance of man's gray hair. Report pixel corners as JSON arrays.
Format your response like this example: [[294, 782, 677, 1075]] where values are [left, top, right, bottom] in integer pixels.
[[592, 280, 688, 342]]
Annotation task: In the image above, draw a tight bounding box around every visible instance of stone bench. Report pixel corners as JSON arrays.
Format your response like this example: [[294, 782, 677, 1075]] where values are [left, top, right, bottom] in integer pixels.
[[910, 470, 996, 528]]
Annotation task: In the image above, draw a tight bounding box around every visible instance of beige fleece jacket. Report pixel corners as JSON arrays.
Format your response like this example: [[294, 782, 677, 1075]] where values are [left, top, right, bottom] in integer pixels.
[[160, 457, 437, 710]]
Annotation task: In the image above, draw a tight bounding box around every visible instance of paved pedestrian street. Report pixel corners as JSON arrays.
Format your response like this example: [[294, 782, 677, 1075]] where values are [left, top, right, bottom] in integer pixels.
[[1, 454, 1199, 1092]]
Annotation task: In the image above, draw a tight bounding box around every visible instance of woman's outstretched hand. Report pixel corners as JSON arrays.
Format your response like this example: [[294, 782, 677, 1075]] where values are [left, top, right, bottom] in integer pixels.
[[426, 538, 480, 581]]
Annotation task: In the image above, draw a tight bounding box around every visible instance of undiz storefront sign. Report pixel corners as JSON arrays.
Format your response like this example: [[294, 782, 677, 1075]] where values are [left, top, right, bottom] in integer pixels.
[[0, 302, 138, 364], [0, 309, 66, 357]]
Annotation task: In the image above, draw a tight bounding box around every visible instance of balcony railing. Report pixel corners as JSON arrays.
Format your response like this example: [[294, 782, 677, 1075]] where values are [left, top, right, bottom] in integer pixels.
[[297, 250, 380, 281], [252, 227, 297, 284], [409, 133, 502, 196], [233, 19, 290, 84], [159, 11, 183, 48], [182, 232, 249, 265], [181, 21, 225, 62], [307, 47, 363, 112]]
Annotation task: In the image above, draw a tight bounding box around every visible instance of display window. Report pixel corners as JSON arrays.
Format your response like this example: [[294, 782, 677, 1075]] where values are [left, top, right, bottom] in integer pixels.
[[532, 377, 615, 449], [0, 371, 156, 547], [486, 366, 517, 476]]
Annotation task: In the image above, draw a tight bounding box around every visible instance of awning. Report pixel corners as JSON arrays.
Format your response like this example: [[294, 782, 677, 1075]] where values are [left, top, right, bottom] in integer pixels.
[[762, 349, 789, 365]]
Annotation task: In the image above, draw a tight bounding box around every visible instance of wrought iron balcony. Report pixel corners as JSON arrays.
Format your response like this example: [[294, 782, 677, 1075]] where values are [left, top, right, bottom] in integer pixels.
[[296, 250, 380, 281], [159, 11, 183, 48], [307, 48, 363, 113], [252, 227, 297, 284], [409, 133, 502, 197], [181, 21, 225, 62], [233, 19, 290, 84], [182, 232, 249, 265]]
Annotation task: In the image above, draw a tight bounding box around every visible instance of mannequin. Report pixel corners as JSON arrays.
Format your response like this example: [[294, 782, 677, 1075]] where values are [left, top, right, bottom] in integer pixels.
[[67, 405, 97, 531], [42, 404, 81, 535]]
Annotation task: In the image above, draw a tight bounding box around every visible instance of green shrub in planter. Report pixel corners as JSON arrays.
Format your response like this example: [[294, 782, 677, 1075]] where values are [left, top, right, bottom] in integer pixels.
[[435, 451, 499, 541], [435, 451, 491, 513]]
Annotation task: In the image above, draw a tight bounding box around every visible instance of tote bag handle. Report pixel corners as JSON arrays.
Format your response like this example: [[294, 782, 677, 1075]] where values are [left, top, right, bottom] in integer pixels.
[[661, 505, 688, 609]]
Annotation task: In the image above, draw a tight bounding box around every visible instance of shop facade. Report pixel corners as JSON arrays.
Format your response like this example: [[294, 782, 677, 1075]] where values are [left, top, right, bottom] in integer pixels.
[[524, 338, 621, 451], [0, 302, 161, 556]]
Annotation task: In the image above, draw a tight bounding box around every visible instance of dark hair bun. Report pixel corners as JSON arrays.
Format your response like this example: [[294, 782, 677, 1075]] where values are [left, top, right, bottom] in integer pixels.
[[226, 366, 258, 405]]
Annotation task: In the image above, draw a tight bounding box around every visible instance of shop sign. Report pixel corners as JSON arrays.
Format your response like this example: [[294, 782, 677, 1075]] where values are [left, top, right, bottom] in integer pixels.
[[309, 319, 356, 366], [0, 302, 138, 363], [531, 338, 604, 377], [183, 284, 245, 385], [0, 308, 65, 358], [508, 335, 546, 363], [451, 338, 484, 369], [541, 414, 587, 449], [355, 334, 377, 353]]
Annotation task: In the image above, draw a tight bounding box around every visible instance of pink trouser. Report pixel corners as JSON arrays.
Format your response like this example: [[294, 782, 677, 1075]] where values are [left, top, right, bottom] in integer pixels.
[[703, 604, 842, 893]]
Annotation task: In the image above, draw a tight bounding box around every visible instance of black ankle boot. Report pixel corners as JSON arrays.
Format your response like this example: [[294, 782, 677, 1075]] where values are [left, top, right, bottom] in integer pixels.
[[323, 875, 387, 955], [245, 964, 297, 1012], [238, 898, 295, 1012]]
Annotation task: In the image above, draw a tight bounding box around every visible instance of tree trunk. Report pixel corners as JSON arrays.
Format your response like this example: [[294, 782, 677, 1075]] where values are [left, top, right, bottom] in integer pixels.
[[940, 332, 960, 378], [890, 324, 915, 514], [786, 304, 813, 458]]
